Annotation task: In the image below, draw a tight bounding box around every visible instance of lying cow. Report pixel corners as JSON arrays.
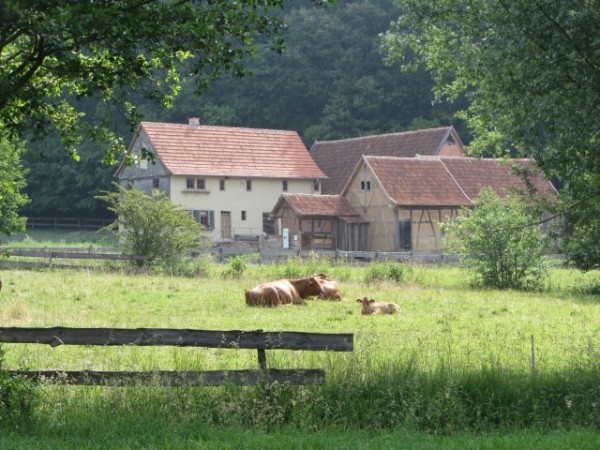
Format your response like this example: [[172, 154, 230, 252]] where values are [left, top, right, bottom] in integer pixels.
[[314, 273, 342, 301], [245, 276, 322, 307], [357, 297, 401, 315]]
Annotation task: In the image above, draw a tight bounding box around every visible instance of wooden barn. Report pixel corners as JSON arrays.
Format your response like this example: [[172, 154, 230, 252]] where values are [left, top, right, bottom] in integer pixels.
[[342, 155, 558, 252], [310, 126, 466, 194], [270, 194, 369, 251]]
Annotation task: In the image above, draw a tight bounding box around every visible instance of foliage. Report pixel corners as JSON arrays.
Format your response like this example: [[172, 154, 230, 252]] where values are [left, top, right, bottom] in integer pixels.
[[381, 0, 600, 271], [0, 0, 330, 163], [222, 255, 248, 278], [442, 188, 548, 289], [0, 346, 38, 430], [364, 261, 407, 284], [21, 132, 115, 217], [96, 185, 207, 270], [172, 0, 464, 146], [0, 134, 28, 236]]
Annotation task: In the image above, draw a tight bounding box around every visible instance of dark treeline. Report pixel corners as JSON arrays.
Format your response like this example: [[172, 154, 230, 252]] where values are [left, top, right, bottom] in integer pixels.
[[22, 0, 467, 219]]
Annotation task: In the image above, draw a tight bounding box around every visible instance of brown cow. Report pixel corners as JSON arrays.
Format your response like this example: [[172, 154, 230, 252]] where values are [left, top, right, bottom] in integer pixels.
[[314, 273, 341, 301], [357, 297, 401, 315], [245, 276, 322, 307]]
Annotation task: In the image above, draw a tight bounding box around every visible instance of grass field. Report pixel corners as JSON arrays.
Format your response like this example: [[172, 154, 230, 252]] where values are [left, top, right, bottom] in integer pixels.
[[1, 230, 600, 448]]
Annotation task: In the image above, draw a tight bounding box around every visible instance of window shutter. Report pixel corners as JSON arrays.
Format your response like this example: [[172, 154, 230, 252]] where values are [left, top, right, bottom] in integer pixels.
[[209, 210, 215, 230]]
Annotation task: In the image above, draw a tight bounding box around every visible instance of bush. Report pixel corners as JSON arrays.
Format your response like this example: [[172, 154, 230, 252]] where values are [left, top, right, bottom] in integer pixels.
[[0, 346, 38, 429], [97, 184, 210, 271], [364, 261, 406, 284], [442, 187, 549, 290]]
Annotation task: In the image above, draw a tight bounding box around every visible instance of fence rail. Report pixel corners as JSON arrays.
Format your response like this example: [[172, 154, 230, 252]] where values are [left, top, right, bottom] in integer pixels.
[[0, 327, 353, 386], [26, 217, 113, 230]]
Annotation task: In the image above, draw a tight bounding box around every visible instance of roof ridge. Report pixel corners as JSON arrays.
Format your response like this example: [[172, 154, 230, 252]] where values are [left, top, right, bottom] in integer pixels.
[[312, 127, 451, 145], [141, 122, 296, 134], [438, 158, 472, 202]]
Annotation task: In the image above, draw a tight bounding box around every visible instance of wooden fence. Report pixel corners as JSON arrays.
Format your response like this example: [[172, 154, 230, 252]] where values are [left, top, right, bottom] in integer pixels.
[[0, 246, 461, 269], [0, 247, 145, 269], [26, 217, 113, 230], [0, 327, 354, 386]]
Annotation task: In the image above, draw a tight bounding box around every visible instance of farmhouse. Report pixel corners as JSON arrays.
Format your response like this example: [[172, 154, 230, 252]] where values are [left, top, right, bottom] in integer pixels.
[[115, 119, 326, 242], [310, 126, 466, 194], [342, 155, 558, 252]]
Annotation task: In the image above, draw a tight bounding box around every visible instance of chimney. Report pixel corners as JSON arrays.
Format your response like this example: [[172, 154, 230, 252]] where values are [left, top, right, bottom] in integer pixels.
[[188, 117, 200, 127]]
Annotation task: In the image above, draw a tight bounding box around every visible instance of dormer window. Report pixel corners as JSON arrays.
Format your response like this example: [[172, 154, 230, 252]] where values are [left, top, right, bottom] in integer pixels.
[[360, 180, 371, 191]]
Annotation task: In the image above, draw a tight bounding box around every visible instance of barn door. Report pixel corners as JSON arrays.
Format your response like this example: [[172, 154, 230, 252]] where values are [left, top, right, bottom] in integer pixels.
[[221, 211, 231, 239], [399, 220, 412, 251]]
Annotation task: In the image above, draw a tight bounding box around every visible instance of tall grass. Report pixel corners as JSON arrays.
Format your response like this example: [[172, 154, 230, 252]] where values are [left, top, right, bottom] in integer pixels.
[[1, 253, 600, 446]]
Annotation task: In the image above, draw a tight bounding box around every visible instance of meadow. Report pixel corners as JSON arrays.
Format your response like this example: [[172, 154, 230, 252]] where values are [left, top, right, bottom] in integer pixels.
[[1, 230, 600, 448]]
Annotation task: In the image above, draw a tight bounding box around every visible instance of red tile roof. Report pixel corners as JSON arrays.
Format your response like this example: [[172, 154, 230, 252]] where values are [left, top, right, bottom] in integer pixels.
[[362, 156, 557, 207], [365, 156, 471, 206], [309, 126, 462, 194], [137, 122, 326, 179], [272, 193, 368, 222]]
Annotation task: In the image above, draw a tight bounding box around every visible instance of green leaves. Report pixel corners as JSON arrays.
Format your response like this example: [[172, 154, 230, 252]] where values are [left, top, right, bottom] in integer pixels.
[[0, 0, 316, 161], [443, 188, 549, 290], [0, 134, 28, 236], [384, 0, 600, 271], [96, 184, 205, 269]]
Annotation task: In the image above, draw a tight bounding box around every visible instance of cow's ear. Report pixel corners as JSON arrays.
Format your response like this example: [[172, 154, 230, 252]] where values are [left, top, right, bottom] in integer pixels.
[[356, 299, 361, 303], [369, 299, 375, 304]]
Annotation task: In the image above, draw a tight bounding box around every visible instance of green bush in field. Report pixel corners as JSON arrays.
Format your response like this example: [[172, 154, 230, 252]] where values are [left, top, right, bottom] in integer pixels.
[[364, 261, 406, 284], [0, 346, 38, 429], [442, 187, 549, 290], [97, 184, 211, 271], [222, 255, 247, 278]]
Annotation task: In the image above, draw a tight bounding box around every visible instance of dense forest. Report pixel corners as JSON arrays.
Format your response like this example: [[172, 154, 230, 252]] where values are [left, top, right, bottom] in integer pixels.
[[21, 0, 466, 219]]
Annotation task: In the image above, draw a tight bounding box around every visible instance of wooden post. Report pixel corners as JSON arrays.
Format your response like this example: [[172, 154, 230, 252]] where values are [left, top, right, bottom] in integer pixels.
[[530, 335, 537, 375], [257, 349, 267, 370]]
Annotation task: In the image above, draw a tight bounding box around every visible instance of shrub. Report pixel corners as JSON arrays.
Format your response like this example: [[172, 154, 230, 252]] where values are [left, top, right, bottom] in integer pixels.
[[97, 184, 210, 271], [442, 187, 549, 290], [364, 261, 406, 284], [0, 346, 38, 429]]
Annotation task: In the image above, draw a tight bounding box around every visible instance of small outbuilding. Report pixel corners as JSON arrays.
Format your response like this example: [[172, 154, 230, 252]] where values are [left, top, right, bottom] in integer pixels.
[[270, 193, 369, 251]]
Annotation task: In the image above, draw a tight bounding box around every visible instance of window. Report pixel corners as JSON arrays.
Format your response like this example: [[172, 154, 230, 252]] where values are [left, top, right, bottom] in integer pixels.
[[189, 210, 214, 229], [152, 178, 159, 189], [313, 179, 320, 192], [246, 180, 252, 191], [360, 180, 371, 191], [220, 179, 225, 191], [186, 178, 206, 191], [241, 211, 247, 221], [282, 180, 288, 192], [263, 213, 277, 235]]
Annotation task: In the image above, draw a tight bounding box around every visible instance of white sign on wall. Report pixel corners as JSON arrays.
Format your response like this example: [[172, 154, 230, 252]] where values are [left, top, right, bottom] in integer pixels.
[[282, 228, 289, 249]]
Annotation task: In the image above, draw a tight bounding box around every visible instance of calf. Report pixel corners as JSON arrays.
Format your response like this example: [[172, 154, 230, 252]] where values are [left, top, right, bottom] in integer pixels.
[[357, 297, 401, 315]]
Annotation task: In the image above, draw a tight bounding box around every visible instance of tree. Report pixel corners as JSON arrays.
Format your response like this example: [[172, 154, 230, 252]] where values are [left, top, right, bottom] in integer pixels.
[[382, 1, 600, 271], [0, 135, 28, 236], [169, 0, 464, 145], [0, 0, 329, 163], [97, 185, 208, 269], [443, 188, 549, 290]]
